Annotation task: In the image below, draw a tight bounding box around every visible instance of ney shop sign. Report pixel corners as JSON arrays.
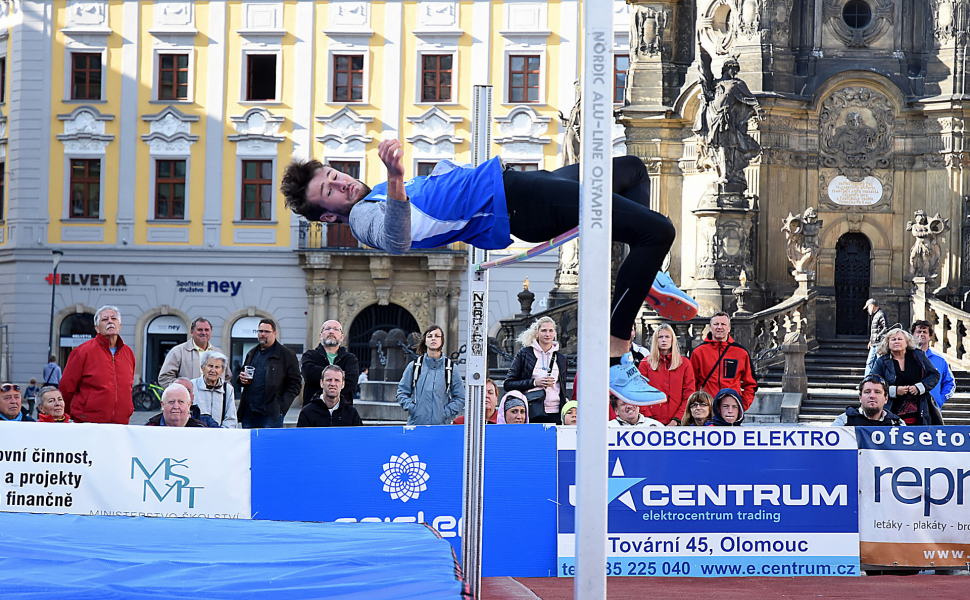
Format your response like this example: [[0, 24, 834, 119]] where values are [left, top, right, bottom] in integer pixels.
[[857, 426, 970, 568], [47, 272, 127, 292]]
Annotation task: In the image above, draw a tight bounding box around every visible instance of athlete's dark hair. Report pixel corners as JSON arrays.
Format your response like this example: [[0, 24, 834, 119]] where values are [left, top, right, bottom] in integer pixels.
[[281, 158, 325, 221]]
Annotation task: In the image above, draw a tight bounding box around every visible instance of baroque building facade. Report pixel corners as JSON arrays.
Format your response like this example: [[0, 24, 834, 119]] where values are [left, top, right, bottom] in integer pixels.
[[0, 0, 631, 384], [622, 0, 970, 336]]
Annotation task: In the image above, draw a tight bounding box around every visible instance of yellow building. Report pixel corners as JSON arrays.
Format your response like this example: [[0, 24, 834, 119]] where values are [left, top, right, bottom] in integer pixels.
[[0, 0, 631, 384]]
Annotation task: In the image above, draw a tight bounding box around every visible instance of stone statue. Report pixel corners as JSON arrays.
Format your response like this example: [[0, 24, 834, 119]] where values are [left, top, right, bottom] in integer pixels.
[[781, 207, 824, 278], [552, 81, 581, 302], [693, 47, 766, 190], [906, 210, 951, 280], [632, 6, 667, 59], [558, 80, 581, 168]]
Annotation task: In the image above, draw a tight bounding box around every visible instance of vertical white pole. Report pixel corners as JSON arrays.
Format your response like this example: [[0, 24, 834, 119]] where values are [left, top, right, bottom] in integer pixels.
[[460, 84, 492, 597], [575, 2, 612, 599]]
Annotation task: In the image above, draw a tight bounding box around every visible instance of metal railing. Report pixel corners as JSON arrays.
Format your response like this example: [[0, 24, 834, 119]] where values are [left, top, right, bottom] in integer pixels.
[[496, 289, 818, 378], [297, 220, 360, 250]]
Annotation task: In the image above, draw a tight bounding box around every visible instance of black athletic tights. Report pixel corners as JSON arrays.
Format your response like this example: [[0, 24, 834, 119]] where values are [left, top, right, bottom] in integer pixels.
[[503, 156, 675, 340]]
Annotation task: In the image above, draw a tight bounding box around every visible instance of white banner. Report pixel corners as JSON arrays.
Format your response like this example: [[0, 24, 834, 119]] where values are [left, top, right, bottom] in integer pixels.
[[859, 442, 970, 567], [0, 423, 250, 519]]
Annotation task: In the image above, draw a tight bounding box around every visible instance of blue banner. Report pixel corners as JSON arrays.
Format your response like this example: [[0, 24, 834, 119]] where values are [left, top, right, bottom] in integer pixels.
[[855, 425, 970, 452], [557, 427, 860, 577], [251, 424, 557, 577]]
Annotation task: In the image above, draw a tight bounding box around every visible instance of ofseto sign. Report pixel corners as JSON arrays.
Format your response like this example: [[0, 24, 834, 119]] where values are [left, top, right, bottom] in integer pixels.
[[0, 423, 250, 519], [557, 427, 861, 577], [857, 426, 970, 568]]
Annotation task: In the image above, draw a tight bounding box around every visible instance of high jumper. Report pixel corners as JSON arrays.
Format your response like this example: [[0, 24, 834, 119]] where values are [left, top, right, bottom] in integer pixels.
[[281, 138, 698, 404]]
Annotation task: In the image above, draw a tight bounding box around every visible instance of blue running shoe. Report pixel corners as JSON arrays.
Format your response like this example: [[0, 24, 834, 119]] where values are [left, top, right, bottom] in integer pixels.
[[645, 271, 699, 321], [609, 353, 667, 406]]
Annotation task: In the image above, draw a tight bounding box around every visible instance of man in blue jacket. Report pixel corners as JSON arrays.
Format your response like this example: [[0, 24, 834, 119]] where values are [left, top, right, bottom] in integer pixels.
[[282, 139, 698, 405], [911, 320, 955, 408]]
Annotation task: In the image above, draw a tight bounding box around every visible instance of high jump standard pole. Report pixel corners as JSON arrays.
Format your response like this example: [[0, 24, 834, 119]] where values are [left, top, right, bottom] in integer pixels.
[[575, 1, 612, 598], [460, 84, 492, 597]]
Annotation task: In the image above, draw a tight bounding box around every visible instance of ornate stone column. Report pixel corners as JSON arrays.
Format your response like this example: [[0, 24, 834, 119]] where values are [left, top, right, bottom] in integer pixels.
[[692, 197, 760, 313], [325, 285, 340, 322], [431, 286, 449, 331], [305, 282, 327, 352], [448, 283, 461, 354]]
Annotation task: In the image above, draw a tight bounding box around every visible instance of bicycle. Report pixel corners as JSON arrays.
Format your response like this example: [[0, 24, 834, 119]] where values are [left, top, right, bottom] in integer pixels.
[[131, 382, 164, 411]]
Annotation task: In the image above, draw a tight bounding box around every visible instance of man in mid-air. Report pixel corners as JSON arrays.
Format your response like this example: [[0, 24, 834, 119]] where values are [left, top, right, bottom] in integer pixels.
[[281, 139, 698, 404]]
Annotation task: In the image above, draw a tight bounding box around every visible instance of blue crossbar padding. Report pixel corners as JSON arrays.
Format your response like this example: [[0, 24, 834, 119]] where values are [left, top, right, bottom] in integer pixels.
[[0, 512, 464, 600], [251, 424, 559, 577]]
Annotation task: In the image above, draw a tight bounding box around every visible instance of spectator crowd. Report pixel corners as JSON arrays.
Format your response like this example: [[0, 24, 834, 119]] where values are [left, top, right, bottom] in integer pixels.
[[0, 298, 959, 430]]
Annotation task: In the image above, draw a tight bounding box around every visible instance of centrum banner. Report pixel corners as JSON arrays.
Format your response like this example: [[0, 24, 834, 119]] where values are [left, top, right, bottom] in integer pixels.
[[857, 426, 970, 568], [557, 426, 860, 577], [0, 422, 250, 519]]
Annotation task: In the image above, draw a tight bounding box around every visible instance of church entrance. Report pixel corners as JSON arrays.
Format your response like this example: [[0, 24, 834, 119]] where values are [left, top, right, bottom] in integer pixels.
[[834, 233, 872, 335]]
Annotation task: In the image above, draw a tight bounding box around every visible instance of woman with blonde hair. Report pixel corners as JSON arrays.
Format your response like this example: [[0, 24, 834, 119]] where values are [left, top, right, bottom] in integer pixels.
[[505, 317, 569, 423], [681, 390, 715, 426], [869, 326, 942, 425], [636, 324, 695, 425]]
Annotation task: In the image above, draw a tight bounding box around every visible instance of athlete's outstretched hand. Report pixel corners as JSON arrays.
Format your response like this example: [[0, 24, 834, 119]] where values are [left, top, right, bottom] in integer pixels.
[[378, 139, 405, 181]]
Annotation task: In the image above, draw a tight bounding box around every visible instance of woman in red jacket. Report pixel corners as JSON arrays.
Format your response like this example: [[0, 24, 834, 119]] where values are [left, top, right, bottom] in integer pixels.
[[637, 324, 695, 425]]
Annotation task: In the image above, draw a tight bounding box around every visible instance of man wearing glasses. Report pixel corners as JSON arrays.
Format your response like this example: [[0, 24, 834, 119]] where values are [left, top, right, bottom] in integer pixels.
[[831, 375, 905, 427], [0, 384, 34, 422], [301, 320, 359, 407], [237, 318, 303, 429]]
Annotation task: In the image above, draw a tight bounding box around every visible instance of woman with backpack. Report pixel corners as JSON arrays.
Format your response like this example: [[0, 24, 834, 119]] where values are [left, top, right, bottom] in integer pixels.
[[396, 325, 466, 425]]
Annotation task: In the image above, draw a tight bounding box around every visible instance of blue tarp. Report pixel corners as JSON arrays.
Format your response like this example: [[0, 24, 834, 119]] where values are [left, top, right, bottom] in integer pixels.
[[0, 512, 465, 599]]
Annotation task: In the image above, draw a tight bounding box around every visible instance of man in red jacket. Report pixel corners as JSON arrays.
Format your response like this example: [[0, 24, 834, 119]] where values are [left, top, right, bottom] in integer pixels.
[[689, 312, 757, 409], [60, 305, 135, 424]]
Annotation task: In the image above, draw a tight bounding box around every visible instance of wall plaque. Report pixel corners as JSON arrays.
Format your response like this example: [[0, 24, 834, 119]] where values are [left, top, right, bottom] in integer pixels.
[[827, 175, 882, 206]]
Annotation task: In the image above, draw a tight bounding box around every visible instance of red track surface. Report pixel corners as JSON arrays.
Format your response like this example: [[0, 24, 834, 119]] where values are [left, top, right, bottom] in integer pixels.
[[482, 575, 969, 600]]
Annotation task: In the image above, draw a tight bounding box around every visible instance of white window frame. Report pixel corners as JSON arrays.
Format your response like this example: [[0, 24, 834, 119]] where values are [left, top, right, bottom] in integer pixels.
[[325, 158, 363, 179], [152, 48, 196, 104], [415, 50, 459, 106], [240, 48, 282, 105], [504, 161, 541, 172], [613, 53, 630, 107], [414, 160, 439, 176], [148, 157, 192, 222], [0, 54, 7, 106], [64, 47, 108, 103], [502, 50, 546, 106], [327, 50, 369, 105], [63, 155, 106, 221], [233, 155, 278, 223]]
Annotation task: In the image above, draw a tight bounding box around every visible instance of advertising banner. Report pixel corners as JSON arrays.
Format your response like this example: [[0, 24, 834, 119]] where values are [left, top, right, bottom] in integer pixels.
[[558, 426, 860, 577], [857, 426, 970, 568], [251, 424, 558, 577], [0, 423, 251, 519]]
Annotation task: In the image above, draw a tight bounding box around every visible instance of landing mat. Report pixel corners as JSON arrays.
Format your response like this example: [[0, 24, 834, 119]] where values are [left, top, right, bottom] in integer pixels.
[[0, 512, 465, 599]]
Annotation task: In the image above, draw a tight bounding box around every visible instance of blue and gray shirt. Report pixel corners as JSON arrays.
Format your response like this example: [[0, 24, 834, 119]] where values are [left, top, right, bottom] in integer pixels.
[[348, 157, 511, 253]]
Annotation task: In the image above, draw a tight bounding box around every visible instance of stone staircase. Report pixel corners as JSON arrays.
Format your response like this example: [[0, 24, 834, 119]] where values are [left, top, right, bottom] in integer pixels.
[[760, 337, 970, 426]]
